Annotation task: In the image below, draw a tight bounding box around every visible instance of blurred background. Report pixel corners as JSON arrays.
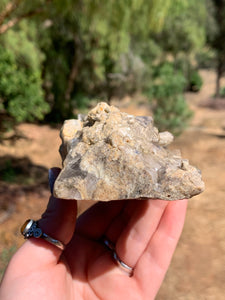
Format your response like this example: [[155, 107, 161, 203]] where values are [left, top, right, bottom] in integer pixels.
[[0, 0, 225, 298]]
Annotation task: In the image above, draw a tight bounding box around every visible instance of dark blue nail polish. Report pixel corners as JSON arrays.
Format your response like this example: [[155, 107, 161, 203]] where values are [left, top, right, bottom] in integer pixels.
[[48, 169, 55, 194]]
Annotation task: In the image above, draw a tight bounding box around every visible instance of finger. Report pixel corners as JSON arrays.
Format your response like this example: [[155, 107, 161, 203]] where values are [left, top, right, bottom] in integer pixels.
[[39, 168, 77, 246], [111, 199, 169, 269], [104, 200, 139, 243], [75, 200, 126, 240], [10, 168, 77, 273], [134, 200, 188, 298]]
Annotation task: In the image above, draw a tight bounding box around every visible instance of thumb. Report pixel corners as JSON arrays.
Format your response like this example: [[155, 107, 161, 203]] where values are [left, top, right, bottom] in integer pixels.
[[10, 168, 77, 273], [39, 167, 77, 247]]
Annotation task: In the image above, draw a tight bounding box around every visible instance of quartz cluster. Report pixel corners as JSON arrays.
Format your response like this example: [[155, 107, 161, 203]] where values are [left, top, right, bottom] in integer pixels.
[[53, 102, 204, 201]]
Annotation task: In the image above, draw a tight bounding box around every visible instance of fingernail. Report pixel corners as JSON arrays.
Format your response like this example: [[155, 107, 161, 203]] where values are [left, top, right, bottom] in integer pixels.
[[48, 168, 61, 195], [48, 169, 55, 194]]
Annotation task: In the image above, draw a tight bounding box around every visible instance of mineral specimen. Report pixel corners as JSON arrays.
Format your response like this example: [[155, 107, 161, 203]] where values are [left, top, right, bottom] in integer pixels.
[[53, 102, 204, 201]]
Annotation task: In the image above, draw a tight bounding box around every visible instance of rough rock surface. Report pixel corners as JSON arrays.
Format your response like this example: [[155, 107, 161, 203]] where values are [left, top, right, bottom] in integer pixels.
[[53, 102, 204, 201]]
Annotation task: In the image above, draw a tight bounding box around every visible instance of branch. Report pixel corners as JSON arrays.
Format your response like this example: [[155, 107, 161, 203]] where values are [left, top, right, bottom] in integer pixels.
[[65, 36, 83, 104], [0, 0, 22, 26], [0, 8, 43, 35]]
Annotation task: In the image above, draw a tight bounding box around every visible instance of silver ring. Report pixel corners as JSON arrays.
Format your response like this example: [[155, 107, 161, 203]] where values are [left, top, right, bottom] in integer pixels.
[[102, 237, 134, 276], [113, 251, 134, 277], [21, 219, 65, 251]]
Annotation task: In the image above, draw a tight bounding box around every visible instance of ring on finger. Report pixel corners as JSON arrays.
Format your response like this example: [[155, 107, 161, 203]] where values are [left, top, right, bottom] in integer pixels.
[[113, 251, 134, 277], [102, 237, 134, 276], [21, 219, 65, 251]]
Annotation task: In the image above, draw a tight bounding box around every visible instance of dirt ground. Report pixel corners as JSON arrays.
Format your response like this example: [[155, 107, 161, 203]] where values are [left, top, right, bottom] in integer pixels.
[[0, 70, 225, 299]]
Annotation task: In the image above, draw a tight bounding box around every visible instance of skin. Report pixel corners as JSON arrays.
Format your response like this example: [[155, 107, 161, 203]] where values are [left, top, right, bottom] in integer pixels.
[[0, 168, 188, 300]]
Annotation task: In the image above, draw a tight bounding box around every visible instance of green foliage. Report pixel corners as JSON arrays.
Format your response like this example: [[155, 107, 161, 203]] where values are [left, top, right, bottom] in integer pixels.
[[173, 56, 203, 92], [219, 86, 225, 97], [153, 95, 193, 136], [189, 70, 203, 92], [0, 0, 212, 136], [151, 62, 187, 97], [206, 0, 225, 96], [147, 62, 193, 135], [155, 0, 207, 55], [73, 93, 93, 111], [196, 47, 216, 69], [0, 160, 17, 183], [0, 21, 50, 123], [0, 157, 47, 185], [39, 0, 173, 120]]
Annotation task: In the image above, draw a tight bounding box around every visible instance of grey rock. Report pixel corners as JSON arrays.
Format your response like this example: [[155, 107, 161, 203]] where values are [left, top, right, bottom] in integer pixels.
[[53, 102, 205, 201]]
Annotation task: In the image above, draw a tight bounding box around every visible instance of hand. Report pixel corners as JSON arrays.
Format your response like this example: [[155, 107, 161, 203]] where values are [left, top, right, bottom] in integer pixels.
[[0, 168, 188, 300]]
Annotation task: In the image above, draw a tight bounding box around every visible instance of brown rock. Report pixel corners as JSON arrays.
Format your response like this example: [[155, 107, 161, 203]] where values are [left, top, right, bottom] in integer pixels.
[[53, 102, 204, 201]]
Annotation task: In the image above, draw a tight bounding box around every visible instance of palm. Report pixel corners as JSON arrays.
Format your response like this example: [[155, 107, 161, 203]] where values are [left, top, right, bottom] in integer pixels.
[[0, 199, 187, 300], [61, 199, 187, 299], [65, 235, 141, 299], [64, 235, 141, 300]]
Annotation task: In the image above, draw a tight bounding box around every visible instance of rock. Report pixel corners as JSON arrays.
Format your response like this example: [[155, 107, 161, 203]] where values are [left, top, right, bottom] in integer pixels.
[[53, 102, 204, 201]]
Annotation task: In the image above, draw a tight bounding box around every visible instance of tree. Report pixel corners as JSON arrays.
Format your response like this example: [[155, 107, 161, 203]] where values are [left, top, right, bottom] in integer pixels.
[[154, 0, 207, 57], [0, 20, 49, 124], [41, 0, 173, 120], [0, 0, 204, 137], [207, 0, 225, 97]]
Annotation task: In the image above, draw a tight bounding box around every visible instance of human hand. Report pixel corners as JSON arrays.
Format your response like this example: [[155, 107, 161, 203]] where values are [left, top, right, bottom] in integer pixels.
[[0, 168, 188, 300]]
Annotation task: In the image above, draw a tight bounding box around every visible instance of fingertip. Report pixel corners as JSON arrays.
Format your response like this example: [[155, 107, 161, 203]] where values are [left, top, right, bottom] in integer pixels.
[[48, 167, 61, 194], [172, 198, 188, 211]]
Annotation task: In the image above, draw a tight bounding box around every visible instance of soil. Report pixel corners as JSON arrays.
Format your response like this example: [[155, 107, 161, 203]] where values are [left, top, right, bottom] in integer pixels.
[[0, 70, 225, 299]]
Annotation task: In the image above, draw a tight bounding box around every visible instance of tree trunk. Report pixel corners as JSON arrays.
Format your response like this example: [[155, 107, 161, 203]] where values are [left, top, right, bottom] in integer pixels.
[[215, 57, 223, 98], [64, 36, 82, 115]]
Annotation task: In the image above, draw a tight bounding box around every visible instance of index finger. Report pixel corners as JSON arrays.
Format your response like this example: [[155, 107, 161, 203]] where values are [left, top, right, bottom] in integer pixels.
[[134, 199, 188, 298], [75, 200, 126, 240]]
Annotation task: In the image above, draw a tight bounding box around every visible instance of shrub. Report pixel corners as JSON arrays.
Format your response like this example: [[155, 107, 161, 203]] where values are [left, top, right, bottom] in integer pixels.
[[196, 48, 216, 69], [0, 22, 50, 124], [173, 56, 203, 92], [189, 70, 203, 92], [146, 62, 193, 135]]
